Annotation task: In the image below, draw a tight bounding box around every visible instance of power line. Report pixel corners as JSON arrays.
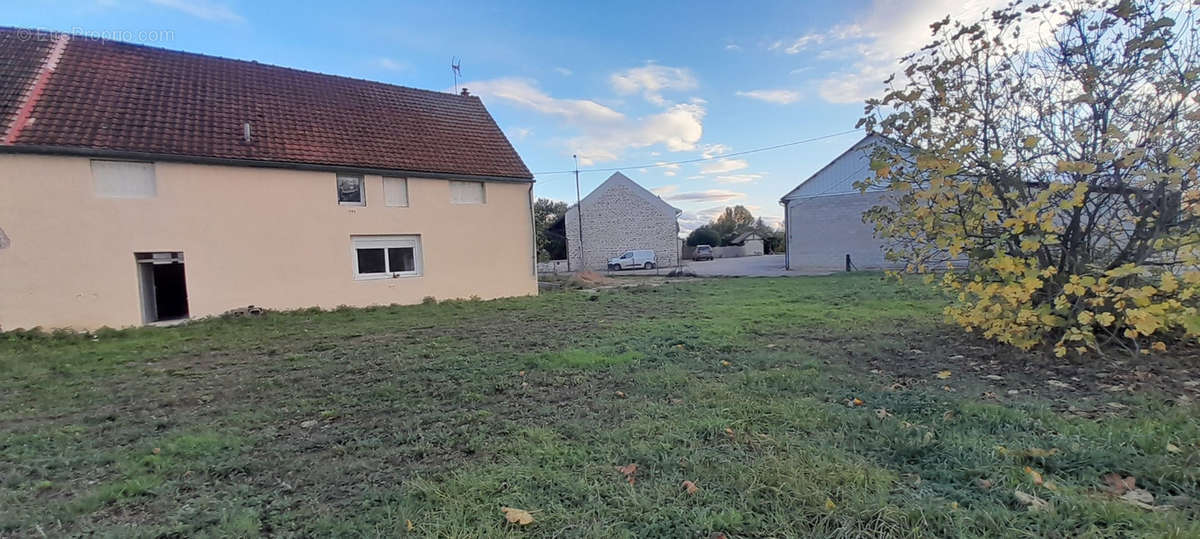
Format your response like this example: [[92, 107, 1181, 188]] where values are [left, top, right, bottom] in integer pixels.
[[532, 128, 863, 178]]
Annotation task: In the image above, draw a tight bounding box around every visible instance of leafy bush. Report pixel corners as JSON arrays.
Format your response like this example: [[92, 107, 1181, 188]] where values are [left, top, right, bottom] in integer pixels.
[[857, 0, 1200, 355]]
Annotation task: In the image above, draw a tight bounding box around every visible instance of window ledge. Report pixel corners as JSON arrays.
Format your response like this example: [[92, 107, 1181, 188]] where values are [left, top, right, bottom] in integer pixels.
[[354, 273, 422, 281]]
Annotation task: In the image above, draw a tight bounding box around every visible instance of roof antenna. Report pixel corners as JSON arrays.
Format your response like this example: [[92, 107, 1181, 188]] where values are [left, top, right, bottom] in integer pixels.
[[450, 56, 462, 94]]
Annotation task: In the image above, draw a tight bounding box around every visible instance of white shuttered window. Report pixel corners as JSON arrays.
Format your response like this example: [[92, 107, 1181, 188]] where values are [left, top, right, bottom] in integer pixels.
[[91, 160, 156, 199], [384, 177, 409, 207], [449, 180, 485, 204]]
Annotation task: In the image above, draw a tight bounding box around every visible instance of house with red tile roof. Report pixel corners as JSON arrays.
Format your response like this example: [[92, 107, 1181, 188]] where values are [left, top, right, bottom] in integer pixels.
[[0, 27, 537, 329]]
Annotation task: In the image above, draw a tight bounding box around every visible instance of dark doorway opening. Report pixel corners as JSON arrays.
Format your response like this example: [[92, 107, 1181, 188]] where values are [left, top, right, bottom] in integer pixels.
[[136, 252, 189, 323]]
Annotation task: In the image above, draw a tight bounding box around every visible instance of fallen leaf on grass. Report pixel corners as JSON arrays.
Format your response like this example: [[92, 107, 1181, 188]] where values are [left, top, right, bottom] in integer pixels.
[[977, 478, 993, 489], [151, 447, 161, 455], [1025, 466, 1044, 485], [1047, 379, 1073, 390], [849, 398, 865, 407], [1166, 443, 1181, 454], [682, 480, 699, 495], [936, 370, 952, 379], [616, 463, 638, 485], [1100, 474, 1167, 511], [1013, 490, 1050, 512], [500, 507, 535, 525], [614, 391, 627, 399], [1119, 489, 1161, 510], [824, 498, 837, 510], [406, 520, 414, 531], [720, 360, 732, 367], [724, 427, 735, 440], [1102, 473, 1137, 495]]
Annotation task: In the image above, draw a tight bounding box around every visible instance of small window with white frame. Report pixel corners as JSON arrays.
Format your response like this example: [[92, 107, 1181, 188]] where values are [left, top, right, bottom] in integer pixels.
[[91, 160, 157, 199], [352, 235, 421, 279], [449, 180, 485, 204], [337, 173, 365, 205], [383, 177, 409, 207]]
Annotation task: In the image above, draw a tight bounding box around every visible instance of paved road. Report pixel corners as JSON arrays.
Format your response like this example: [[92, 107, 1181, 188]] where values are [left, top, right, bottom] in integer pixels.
[[609, 254, 833, 277]]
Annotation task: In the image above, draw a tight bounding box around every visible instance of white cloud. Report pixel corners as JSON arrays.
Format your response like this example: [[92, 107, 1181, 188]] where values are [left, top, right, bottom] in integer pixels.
[[373, 58, 406, 71], [776, 0, 1011, 104], [713, 173, 762, 184], [817, 63, 897, 104], [465, 77, 623, 124], [700, 143, 731, 159], [148, 0, 244, 22], [725, 43, 742, 51], [664, 189, 745, 203], [651, 185, 678, 196], [555, 67, 573, 76], [700, 158, 748, 175], [735, 89, 802, 104], [772, 24, 864, 54], [572, 102, 705, 164], [465, 77, 705, 165], [678, 206, 728, 233], [610, 63, 698, 106], [655, 162, 681, 176], [509, 127, 532, 139]]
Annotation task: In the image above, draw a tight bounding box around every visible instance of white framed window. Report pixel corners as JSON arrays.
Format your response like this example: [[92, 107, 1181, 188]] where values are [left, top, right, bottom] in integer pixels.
[[449, 180, 486, 204], [383, 177, 409, 207], [352, 235, 422, 279], [91, 160, 156, 199], [337, 174, 365, 205]]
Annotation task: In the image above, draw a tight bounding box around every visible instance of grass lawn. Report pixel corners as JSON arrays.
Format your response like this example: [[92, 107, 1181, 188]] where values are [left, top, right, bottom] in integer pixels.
[[2, 274, 1198, 537]]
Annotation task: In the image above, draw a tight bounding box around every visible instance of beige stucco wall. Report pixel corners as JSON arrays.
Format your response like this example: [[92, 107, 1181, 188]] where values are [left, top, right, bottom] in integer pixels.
[[0, 153, 537, 330]]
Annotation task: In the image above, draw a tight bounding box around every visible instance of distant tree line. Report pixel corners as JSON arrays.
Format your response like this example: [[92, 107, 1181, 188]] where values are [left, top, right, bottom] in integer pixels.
[[685, 205, 784, 252], [534, 198, 568, 262], [534, 199, 786, 260]]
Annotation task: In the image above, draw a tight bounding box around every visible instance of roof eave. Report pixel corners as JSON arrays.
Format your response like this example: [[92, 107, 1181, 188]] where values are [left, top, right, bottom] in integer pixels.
[[0, 145, 535, 182]]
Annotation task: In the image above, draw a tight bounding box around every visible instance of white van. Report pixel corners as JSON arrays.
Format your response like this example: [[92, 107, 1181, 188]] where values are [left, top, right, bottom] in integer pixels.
[[607, 250, 657, 270]]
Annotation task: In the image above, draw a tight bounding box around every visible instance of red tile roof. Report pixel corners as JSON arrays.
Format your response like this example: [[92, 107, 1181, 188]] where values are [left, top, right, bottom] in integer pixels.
[[0, 27, 532, 180], [0, 30, 52, 134]]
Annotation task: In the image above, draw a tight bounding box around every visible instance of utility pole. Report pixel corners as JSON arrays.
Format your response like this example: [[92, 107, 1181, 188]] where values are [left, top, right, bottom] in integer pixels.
[[574, 154, 586, 270]]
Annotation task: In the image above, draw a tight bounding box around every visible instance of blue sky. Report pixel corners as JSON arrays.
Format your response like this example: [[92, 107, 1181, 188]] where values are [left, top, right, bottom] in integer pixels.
[[7, 0, 999, 232]]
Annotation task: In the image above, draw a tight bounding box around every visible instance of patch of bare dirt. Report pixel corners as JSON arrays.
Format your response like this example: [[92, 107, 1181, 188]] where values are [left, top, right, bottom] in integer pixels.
[[855, 331, 1200, 412]]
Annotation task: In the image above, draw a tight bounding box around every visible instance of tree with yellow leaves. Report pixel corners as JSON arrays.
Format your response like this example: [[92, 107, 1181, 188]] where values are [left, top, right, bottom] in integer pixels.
[[857, 0, 1200, 356]]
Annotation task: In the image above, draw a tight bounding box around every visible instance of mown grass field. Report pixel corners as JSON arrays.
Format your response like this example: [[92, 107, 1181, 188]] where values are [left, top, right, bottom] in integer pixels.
[[1, 274, 1198, 537]]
